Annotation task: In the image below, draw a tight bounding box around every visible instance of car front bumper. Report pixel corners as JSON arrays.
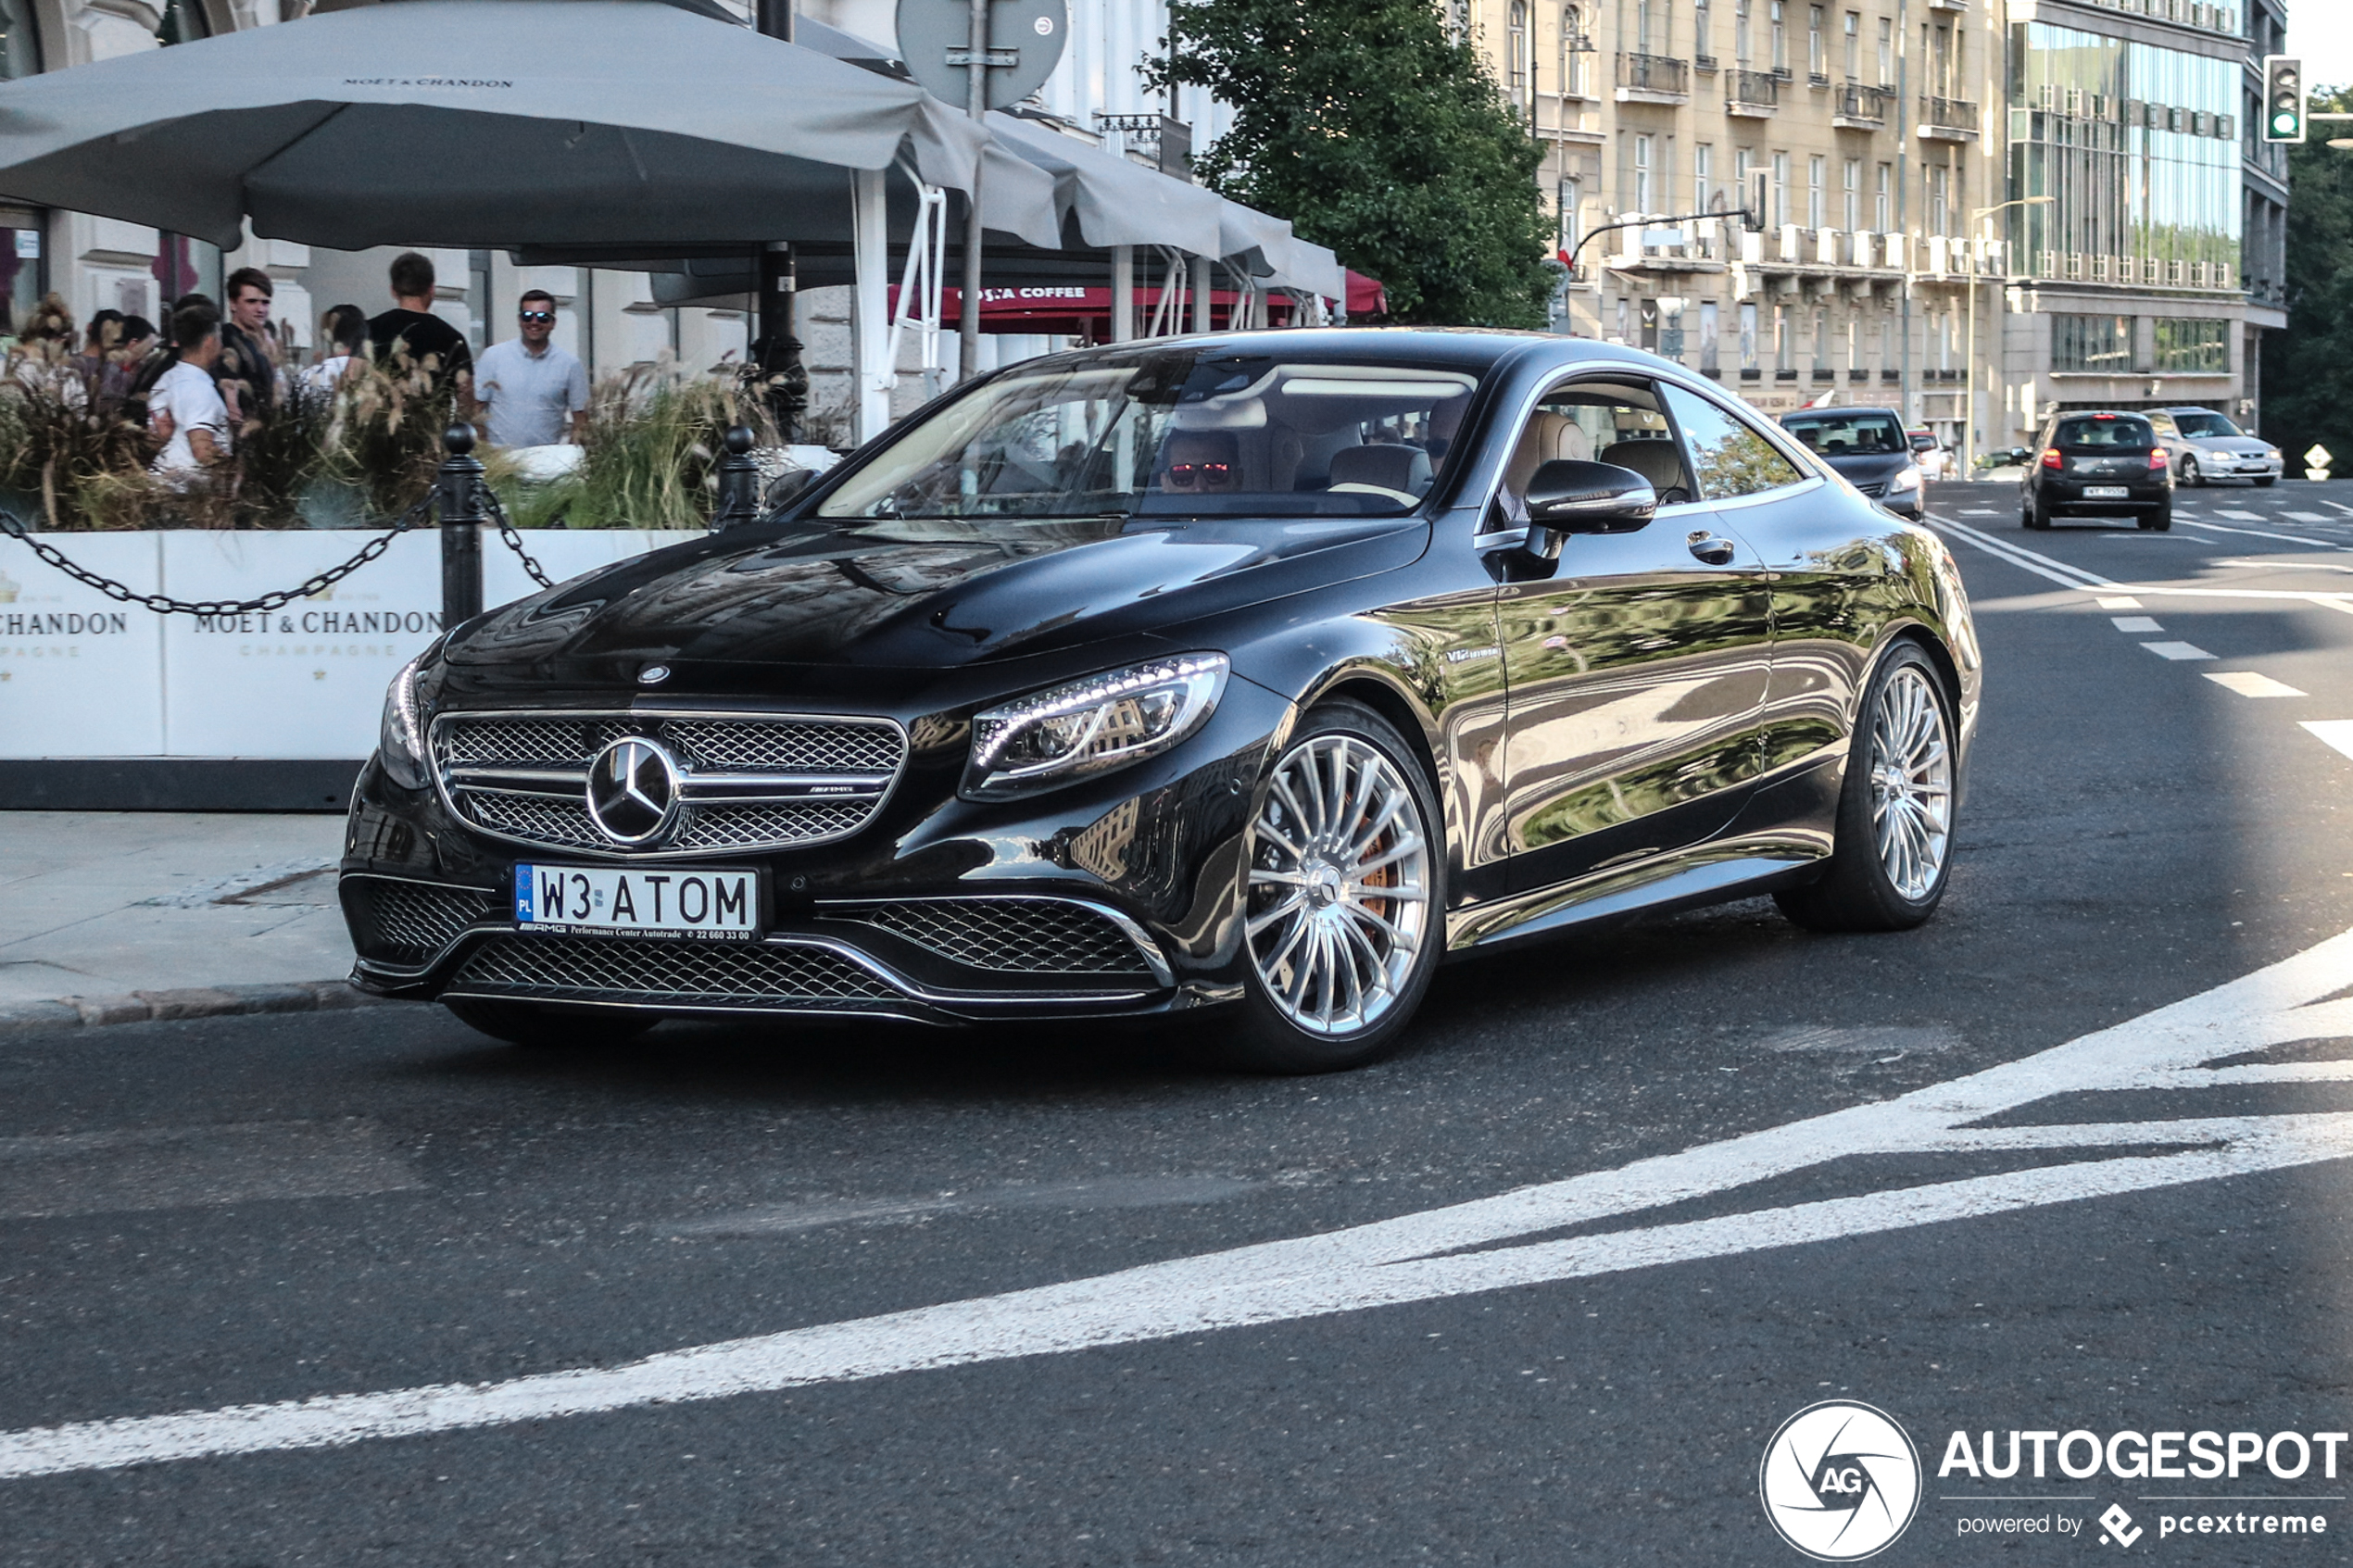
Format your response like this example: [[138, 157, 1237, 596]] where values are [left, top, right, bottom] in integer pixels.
[[340, 678, 1296, 1025]]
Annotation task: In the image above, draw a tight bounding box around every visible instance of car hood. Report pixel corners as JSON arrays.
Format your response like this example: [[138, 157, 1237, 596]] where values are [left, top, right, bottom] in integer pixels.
[[1818, 451, 1913, 483], [446, 513, 1426, 676]]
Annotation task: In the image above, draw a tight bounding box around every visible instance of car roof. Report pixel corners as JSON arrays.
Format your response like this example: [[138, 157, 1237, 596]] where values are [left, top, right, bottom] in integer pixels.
[[1781, 406, 1903, 420], [2158, 405, 2222, 415]]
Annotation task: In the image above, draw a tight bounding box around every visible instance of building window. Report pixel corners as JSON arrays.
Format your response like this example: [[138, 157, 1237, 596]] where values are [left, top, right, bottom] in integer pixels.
[[1929, 164, 1948, 234], [1842, 10, 1859, 81], [1769, 0, 1786, 71], [1634, 133, 1654, 214], [1635, 0, 1655, 55], [1741, 301, 1759, 369], [1875, 17, 1892, 85], [1693, 0, 1711, 60], [1559, 177, 1583, 263], [1874, 162, 1891, 232], [2154, 317, 2228, 373], [1734, 0, 1751, 66], [1694, 143, 1715, 214], [1807, 6, 1825, 77], [1842, 157, 1861, 232], [1563, 5, 1587, 94], [2051, 314, 2134, 374], [1701, 299, 1721, 371], [1812, 307, 1831, 370], [1771, 150, 1790, 227], [1775, 305, 1793, 371], [1807, 155, 1826, 229], [1509, 1, 1529, 104]]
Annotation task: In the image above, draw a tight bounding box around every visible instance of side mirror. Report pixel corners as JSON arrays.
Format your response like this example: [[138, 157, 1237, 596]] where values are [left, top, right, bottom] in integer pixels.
[[1524, 459, 1658, 543], [763, 468, 814, 508]]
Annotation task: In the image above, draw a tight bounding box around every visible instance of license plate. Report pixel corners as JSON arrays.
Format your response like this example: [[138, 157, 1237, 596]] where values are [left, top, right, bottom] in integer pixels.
[[513, 864, 758, 939], [2083, 485, 2130, 498]]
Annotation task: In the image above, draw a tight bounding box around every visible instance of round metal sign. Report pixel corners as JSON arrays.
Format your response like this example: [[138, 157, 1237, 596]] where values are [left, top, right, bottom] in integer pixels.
[[895, 0, 1068, 110]]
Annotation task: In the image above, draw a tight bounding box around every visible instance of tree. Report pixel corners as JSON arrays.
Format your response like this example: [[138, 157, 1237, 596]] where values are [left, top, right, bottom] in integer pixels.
[[1147, 0, 1556, 328], [2263, 86, 2353, 472]]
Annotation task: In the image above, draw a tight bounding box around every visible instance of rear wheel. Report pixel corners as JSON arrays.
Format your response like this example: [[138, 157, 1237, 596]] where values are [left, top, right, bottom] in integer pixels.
[[1776, 643, 1957, 933], [444, 997, 657, 1049], [1228, 700, 1444, 1073], [2141, 505, 2172, 532], [2026, 497, 2053, 530]]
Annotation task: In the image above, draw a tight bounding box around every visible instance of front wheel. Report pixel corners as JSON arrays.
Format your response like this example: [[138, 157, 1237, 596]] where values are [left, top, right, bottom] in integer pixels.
[[1776, 643, 1957, 933], [1227, 700, 1445, 1073], [2181, 454, 2203, 487], [444, 997, 657, 1049]]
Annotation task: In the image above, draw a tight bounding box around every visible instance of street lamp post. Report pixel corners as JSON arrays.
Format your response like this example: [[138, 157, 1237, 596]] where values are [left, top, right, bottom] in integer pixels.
[[1964, 194, 2053, 476]]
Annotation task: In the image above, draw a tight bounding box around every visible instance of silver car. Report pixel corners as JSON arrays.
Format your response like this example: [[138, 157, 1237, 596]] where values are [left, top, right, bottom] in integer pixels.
[[2151, 407, 2284, 488]]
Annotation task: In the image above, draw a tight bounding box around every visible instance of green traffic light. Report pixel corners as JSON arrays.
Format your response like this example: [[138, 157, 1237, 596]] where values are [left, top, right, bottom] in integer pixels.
[[2273, 110, 2299, 133]]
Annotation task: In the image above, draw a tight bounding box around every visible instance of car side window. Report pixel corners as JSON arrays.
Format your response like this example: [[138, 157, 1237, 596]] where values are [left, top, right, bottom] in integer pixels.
[[1499, 376, 1695, 518], [1659, 384, 1807, 502]]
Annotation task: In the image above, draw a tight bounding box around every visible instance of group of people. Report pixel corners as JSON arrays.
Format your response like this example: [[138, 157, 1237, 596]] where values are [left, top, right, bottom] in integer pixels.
[[10, 248, 592, 493]]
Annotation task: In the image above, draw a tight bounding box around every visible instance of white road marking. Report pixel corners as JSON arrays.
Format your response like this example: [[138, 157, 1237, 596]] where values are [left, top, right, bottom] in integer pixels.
[[2323, 499, 2353, 518], [2285, 512, 2334, 523], [2205, 671, 2309, 699], [2110, 616, 2163, 633], [2217, 509, 2269, 521], [2215, 558, 2353, 577], [2096, 596, 2144, 609], [2142, 641, 2215, 660], [1927, 516, 2353, 617], [1960, 508, 2001, 516], [2177, 517, 2353, 552], [2303, 721, 2353, 761], [8, 929, 2353, 1481]]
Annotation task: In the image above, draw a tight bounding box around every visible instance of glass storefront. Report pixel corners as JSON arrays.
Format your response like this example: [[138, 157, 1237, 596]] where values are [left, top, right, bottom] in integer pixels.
[[2154, 317, 2228, 372], [2052, 313, 2134, 372], [2007, 22, 2240, 287]]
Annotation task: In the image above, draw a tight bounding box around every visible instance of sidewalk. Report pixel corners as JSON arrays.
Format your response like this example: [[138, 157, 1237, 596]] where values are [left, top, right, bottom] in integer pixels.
[[0, 811, 384, 1032]]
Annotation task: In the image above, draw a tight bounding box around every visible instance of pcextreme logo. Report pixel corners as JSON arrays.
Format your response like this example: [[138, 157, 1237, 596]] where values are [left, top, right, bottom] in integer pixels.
[[1762, 1400, 1924, 1561]]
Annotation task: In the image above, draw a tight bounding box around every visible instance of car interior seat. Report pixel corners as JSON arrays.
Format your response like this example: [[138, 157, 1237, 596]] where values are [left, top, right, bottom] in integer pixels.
[[1597, 439, 1693, 505], [1503, 412, 1594, 499], [1326, 443, 1434, 500]]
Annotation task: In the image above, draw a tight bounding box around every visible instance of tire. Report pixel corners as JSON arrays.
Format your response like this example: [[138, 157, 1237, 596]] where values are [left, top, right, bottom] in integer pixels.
[[2255, 476, 2276, 488], [2143, 506, 2172, 533], [1775, 642, 1957, 934], [1226, 699, 1445, 1073], [444, 996, 657, 1049], [2181, 454, 2203, 487], [2026, 497, 2052, 531]]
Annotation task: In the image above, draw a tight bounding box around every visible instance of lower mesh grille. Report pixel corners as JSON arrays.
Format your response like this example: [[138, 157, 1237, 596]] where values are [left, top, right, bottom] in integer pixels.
[[451, 935, 899, 1007], [349, 879, 498, 966], [837, 898, 1154, 976]]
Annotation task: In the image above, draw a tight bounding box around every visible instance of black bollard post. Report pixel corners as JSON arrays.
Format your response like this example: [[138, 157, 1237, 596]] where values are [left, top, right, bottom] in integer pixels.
[[436, 422, 484, 627], [712, 425, 761, 531]]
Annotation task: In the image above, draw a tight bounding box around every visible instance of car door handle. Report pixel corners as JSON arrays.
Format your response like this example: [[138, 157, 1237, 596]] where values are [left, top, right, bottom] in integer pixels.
[[1686, 532, 1737, 566]]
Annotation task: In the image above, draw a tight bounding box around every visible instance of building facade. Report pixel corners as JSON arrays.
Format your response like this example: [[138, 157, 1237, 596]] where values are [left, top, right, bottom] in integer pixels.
[[1463, 0, 2275, 452]]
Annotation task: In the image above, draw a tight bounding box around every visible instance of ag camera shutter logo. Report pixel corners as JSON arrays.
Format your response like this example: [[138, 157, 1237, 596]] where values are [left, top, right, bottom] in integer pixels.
[[1760, 1400, 1922, 1561]]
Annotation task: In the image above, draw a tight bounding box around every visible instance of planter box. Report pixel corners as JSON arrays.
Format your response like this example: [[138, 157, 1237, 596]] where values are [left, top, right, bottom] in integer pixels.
[[0, 527, 700, 805]]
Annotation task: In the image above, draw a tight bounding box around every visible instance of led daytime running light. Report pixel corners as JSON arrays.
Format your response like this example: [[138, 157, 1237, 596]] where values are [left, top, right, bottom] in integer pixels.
[[965, 654, 1228, 798]]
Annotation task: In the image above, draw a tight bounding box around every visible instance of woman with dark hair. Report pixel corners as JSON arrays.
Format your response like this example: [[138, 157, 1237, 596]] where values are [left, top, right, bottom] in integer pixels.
[[301, 303, 368, 398]]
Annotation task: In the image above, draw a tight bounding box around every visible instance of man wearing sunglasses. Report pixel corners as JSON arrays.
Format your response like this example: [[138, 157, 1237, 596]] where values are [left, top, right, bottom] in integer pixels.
[[473, 289, 591, 449]]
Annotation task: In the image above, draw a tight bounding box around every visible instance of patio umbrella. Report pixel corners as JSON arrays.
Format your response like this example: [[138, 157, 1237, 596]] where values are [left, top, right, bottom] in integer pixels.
[[0, 0, 1065, 251]]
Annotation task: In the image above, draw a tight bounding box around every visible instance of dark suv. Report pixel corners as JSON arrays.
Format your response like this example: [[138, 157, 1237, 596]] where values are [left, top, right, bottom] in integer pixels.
[[2022, 410, 2171, 532]]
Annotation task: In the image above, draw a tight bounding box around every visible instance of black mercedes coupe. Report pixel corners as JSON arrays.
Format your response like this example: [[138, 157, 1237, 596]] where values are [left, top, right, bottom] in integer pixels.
[[341, 330, 1981, 1072]]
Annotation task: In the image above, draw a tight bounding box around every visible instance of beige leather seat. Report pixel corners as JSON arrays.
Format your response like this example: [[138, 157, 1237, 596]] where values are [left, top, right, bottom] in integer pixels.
[[1503, 411, 1594, 498], [1327, 444, 1433, 500], [1597, 438, 1692, 503]]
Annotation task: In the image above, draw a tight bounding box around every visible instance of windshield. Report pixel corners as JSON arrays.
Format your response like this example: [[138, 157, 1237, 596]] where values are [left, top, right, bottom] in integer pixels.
[[2172, 411, 2244, 439], [2055, 415, 2155, 449], [816, 347, 1487, 521], [1780, 411, 1906, 455]]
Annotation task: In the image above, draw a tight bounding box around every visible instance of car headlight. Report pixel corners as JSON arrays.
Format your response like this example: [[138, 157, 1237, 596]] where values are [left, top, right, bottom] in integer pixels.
[[1888, 467, 1922, 494], [963, 653, 1228, 800], [377, 647, 434, 791], [2267, 447, 2283, 460]]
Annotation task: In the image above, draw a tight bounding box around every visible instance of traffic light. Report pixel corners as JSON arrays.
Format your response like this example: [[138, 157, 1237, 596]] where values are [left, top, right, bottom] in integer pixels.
[[2263, 56, 2304, 144]]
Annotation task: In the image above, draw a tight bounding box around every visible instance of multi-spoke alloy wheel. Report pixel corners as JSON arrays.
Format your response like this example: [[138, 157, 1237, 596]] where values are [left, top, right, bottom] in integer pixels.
[[1775, 644, 1958, 933], [1866, 664, 1953, 902], [1229, 704, 1442, 1070]]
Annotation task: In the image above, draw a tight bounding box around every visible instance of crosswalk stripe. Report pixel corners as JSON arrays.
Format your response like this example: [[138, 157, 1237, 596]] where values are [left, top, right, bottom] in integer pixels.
[[2205, 671, 2307, 698], [2142, 642, 2214, 660], [2302, 721, 2353, 760]]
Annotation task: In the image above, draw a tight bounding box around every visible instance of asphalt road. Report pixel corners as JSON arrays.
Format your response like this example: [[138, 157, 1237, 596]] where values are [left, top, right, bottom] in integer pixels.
[[8, 477, 2353, 1566]]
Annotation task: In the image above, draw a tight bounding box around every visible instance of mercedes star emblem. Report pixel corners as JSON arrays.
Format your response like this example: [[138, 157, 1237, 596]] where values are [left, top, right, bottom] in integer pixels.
[[585, 736, 681, 846], [637, 664, 672, 685]]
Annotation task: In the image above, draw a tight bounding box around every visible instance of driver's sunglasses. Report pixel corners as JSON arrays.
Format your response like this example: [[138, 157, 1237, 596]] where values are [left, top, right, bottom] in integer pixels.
[[1166, 462, 1232, 483], [519, 310, 557, 323]]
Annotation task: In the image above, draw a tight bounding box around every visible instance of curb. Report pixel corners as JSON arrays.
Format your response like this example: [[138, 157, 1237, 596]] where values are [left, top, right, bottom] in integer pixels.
[[0, 980, 408, 1037]]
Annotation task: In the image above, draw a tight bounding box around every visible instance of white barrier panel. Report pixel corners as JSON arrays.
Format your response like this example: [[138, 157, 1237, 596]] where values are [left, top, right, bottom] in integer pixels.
[[0, 533, 168, 756], [1, 528, 708, 759]]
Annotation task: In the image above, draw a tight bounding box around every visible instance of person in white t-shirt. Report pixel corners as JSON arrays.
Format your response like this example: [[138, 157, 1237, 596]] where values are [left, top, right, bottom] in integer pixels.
[[148, 304, 231, 483], [472, 290, 590, 449], [300, 303, 369, 400]]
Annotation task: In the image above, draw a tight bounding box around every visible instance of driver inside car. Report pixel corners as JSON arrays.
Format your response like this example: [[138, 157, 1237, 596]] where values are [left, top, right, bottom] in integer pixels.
[[1159, 429, 1242, 494]]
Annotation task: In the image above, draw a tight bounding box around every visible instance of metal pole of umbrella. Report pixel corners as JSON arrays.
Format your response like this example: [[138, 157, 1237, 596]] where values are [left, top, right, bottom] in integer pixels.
[[958, 0, 986, 383], [755, 0, 806, 439]]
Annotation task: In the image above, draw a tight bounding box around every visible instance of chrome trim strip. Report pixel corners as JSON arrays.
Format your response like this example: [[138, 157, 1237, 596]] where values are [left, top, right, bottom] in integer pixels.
[[447, 766, 585, 797]]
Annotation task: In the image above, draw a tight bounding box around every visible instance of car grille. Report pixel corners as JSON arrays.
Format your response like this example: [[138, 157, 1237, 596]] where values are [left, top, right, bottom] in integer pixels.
[[346, 877, 499, 966], [834, 898, 1156, 976], [433, 709, 908, 858], [450, 935, 899, 1007], [1855, 481, 1886, 497]]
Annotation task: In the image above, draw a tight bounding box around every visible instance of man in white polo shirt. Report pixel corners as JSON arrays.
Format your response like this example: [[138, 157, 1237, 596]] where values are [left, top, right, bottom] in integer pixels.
[[472, 290, 590, 448], [147, 303, 231, 487]]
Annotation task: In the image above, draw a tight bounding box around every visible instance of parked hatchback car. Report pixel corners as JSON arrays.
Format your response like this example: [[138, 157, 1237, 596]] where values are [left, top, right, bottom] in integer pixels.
[[341, 332, 1981, 1073], [2149, 407, 2284, 487], [1778, 407, 1924, 518], [2022, 410, 2171, 531]]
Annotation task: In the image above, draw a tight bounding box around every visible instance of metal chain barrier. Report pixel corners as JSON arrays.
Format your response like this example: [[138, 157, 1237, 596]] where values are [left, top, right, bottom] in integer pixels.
[[0, 496, 435, 619], [472, 479, 553, 589]]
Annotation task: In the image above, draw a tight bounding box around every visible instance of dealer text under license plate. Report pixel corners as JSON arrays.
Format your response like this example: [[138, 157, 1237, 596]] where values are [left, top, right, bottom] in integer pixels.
[[514, 864, 757, 939]]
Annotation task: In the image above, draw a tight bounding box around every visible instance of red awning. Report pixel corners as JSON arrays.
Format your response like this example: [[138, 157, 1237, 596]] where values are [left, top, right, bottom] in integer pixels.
[[1345, 270, 1388, 317]]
